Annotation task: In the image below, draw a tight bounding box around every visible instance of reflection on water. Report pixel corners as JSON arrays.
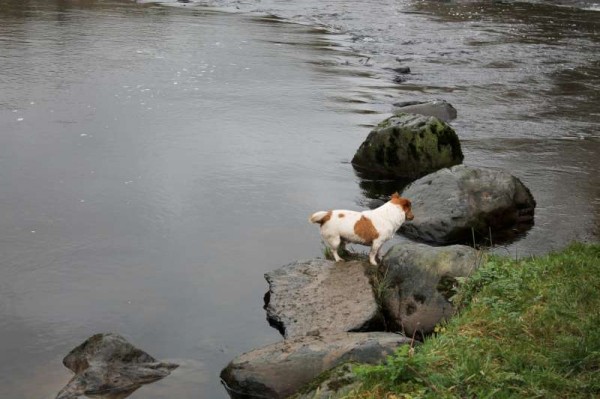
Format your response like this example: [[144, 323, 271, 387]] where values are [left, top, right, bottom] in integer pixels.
[[0, 0, 598, 398]]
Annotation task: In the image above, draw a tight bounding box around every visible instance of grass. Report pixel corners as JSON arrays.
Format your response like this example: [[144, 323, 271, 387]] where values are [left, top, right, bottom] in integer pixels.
[[344, 242, 600, 399]]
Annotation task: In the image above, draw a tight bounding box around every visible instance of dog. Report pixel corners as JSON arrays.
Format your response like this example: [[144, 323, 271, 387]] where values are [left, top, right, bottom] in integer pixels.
[[309, 192, 414, 265]]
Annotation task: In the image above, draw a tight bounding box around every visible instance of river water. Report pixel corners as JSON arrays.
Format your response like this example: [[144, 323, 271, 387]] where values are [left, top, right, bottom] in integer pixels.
[[0, 0, 598, 398]]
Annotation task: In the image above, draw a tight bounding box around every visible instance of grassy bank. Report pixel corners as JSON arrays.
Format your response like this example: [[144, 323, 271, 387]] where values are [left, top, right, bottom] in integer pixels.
[[349, 242, 600, 399]]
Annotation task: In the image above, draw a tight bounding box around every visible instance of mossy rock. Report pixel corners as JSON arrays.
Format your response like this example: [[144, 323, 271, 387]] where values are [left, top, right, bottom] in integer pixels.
[[288, 363, 361, 399], [351, 113, 463, 179]]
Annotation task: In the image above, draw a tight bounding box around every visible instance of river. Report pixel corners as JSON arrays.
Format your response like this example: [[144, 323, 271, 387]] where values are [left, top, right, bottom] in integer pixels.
[[0, 0, 598, 398]]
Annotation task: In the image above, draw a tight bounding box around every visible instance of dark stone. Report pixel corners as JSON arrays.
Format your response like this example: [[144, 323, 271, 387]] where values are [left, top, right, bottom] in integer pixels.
[[56, 333, 178, 399], [220, 332, 411, 399], [352, 113, 464, 179], [264, 259, 383, 338], [379, 243, 480, 337], [400, 165, 536, 244], [393, 66, 411, 74]]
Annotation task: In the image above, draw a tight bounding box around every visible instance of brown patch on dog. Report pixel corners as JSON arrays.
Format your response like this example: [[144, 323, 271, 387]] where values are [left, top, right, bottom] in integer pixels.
[[390, 193, 414, 221], [318, 211, 332, 225], [354, 216, 379, 244], [338, 213, 345, 218]]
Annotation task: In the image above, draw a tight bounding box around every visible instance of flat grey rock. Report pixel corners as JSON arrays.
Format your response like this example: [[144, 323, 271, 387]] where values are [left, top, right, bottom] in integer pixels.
[[220, 332, 411, 399], [264, 259, 383, 338]]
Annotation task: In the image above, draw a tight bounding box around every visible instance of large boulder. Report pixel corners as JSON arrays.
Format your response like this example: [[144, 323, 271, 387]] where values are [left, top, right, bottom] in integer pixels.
[[56, 333, 178, 399], [351, 113, 463, 179], [220, 332, 411, 399], [392, 99, 457, 122], [379, 243, 480, 337], [264, 259, 383, 338], [400, 165, 536, 244]]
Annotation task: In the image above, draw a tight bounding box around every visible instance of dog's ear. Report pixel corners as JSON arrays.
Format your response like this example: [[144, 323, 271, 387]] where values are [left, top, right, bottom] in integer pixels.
[[391, 192, 400, 199]]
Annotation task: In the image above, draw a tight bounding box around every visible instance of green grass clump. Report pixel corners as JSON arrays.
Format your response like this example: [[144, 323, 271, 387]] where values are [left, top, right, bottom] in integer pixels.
[[349, 242, 600, 399]]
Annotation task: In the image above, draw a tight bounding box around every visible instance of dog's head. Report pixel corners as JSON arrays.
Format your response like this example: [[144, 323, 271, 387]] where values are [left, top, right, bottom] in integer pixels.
[[390, 192, 414, 221]]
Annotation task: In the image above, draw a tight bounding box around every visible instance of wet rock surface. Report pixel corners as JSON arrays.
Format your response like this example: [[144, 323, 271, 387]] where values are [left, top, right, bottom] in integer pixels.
[[351, 113, 463, 179], [380, 243, 480, 337], [264, 259, 383, 338], [56, 333, 178, 399], [220, 332, 411, 399], [289, 363, 361, 399], [392, 99, 457, 122], [400, 165, 536, 244]]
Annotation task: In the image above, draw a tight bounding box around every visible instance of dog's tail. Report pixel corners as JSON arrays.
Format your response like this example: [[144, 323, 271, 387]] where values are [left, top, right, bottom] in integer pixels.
[[309, 211, 331, 225]]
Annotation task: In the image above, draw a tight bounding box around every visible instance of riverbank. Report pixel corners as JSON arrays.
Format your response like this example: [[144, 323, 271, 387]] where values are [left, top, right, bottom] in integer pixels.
[[343, 242, 600, 398]]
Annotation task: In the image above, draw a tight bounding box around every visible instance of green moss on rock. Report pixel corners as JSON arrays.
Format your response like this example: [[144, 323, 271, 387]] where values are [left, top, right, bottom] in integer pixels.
[[352, 113, 464, 179]]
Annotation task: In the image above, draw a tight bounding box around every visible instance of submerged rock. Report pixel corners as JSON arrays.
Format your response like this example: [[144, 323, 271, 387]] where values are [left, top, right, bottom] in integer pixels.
[[264, 259, 383, 338], [380, 243, 480, 337], [220, 332, 411, 399], [56, 333, 178, 399], [351, 113, 463, 179], [400, 165, 536, 244], [392, 99, 457, 122]]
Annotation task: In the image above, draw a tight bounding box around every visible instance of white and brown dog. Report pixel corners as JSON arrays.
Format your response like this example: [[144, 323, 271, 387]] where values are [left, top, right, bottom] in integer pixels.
[[309, 193, 414, 265]]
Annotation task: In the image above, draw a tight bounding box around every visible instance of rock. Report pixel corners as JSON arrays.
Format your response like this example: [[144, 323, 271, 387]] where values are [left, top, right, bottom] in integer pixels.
[[400, 165, 536, 244], [379, 243, 480, 337], [392, 99, 457, 122], [393, 66, 411, 74], [351, 113, 463, 179], [56, 333, 178, 399], [289, 363, 361, 399], [220, 332, 411, 399], [264, 259, 383, 338]]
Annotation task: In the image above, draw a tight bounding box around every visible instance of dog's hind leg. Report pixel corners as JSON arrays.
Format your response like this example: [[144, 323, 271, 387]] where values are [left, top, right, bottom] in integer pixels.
[[339, 240, 346, 256], [326, 235, 344, 262], [369, 240, 384, 266]]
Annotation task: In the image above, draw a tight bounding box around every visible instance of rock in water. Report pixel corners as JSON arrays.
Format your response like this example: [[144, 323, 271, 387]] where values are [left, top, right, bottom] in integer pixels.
[[56, 333, 178, 399], [392, 99, 457, 122], [351, 113, 463, 179], [400, 165, 536, 244], [264, 259, 383, 338], [379, 243, 480, 336], [220, 332, 411, 399]]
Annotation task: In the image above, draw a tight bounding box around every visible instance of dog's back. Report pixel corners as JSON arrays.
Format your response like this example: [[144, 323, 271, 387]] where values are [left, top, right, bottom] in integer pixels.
[[311, 209, 373, 245]]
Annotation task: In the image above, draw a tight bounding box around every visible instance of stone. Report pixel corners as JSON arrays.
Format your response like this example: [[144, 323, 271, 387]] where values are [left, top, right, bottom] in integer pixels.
[[379, 243, 480, 337], [289, 363, 361, 399], [264, 259, 383, 338], [220, 332, 411, 399], [56, 333, 178, 399], [351, 113, 463, 179], [400, 165, 536, 244], [392, 66, 411, 74], [392, 99, 457, 122]]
